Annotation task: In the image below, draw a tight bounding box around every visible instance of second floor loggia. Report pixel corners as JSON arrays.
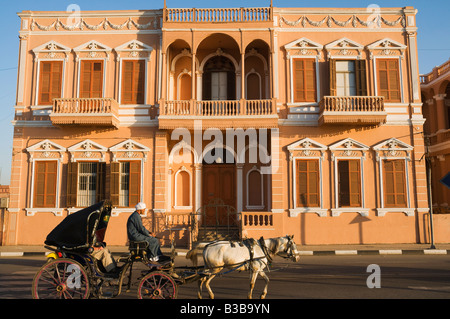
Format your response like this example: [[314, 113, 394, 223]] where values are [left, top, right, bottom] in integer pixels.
[[158, 33, 278, 130]]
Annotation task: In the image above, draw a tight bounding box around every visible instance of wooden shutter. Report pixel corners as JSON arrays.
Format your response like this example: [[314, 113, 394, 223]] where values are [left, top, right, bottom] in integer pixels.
[[66, 162, 78, 207], [377, 59, 401, 102], [110, 162, 120, 206], [293, 59, 316, 102], [296, 159, 320, 207], [355, 60, 367, 96], [129, 161, 141, 207], [121, 60, 145, 104], [384, 160, 406, 207], [34, 161, 57, 208], [96, 162, 106, 203], [329, 59, 337, 96], [80, 61, 103, 99], [39, 61, 63, 105], [338, 160, 361, 207]]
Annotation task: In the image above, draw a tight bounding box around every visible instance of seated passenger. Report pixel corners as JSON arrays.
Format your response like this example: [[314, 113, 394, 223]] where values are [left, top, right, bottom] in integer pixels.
[[127, 202, 170, 262], [91, 239, 118, 274]]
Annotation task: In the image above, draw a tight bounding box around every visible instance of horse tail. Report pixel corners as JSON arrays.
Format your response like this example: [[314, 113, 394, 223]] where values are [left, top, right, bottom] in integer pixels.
[[186, 242, 208, 267]]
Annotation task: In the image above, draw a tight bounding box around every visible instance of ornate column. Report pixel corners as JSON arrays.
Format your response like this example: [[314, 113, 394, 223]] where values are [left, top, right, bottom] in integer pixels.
[[194, 163, 202, 213], [236, 163, 244, 213], [434, 94, 447, 132]]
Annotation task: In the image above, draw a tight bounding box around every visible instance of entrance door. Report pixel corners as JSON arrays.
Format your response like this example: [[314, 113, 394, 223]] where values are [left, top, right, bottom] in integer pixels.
[[202, 164, 236, 225]]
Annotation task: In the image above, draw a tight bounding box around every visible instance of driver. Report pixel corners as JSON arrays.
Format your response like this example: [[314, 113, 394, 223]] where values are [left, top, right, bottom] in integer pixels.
[[127, 202, 170, 263]]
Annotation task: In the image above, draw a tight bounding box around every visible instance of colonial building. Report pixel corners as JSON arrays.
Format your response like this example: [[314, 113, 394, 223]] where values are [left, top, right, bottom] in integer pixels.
[[421, 58, 450, 217], [4, 3, 447, 247]]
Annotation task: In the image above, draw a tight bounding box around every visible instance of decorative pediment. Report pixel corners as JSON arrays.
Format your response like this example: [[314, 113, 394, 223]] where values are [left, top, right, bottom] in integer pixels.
[[68, 139, 107, 161], [114, 40, 153, 58], [325, 38, 364, 58], [26, 139, 66, 159], [373, 138, 413, 159], [109, 139, 150, 162], [366, 38, 407, 59], [287, 138, 327, 158], [73, 40, 112, 60], [284, 37, 323, 57], [32, 41, 71, 61], [329, 138, 369, 158]]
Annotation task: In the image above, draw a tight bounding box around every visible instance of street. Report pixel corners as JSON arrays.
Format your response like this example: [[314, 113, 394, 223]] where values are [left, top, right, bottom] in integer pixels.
[[1, 254, 449, 299]]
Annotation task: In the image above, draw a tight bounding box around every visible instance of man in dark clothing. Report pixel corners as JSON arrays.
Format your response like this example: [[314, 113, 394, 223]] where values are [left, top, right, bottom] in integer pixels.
[[127, 202, 168, 262]]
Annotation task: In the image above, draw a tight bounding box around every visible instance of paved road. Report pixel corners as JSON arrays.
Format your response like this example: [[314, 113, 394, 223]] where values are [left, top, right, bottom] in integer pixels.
[[1, 254, 449, 300]]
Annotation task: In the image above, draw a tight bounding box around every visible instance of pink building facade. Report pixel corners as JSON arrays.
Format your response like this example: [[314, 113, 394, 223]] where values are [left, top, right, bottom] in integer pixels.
[[3, 4, 448, 248]]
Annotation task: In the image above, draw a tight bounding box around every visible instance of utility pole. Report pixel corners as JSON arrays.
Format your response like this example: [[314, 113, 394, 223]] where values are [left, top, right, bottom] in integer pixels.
[[424, 136, 436, 249]]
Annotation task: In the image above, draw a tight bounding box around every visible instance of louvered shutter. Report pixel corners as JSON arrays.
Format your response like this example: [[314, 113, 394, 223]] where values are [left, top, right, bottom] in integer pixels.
[[96, 162, 106, 203], [110, 162, 120, 206], [329, 59, 337, 96], [66, 162, 78, 207], [355, 60, 367, 96], [129, 161, 141, 207], [39, 61, 63, 105]]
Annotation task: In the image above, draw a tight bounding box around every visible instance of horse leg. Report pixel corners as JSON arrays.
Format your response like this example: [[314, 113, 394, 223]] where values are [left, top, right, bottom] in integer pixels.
[[248, 271, 258, 299], [197, 276, 206, 299], [259, 271, 270, 299], [204, 274, 217, 299]]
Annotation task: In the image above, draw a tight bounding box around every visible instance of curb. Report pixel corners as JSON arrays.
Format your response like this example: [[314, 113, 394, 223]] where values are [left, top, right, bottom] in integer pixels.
[[1, 249, 448, 257], [298, 249, 450, 256]]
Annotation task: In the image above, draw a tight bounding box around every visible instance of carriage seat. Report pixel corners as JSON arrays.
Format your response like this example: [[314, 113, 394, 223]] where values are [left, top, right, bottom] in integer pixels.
[[129, 241, 149, 259]]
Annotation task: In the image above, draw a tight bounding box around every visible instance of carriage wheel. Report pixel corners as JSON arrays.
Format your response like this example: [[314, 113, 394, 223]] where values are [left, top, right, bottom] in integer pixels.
[[137, 272, 178, 299], [32, 258, 90, 299]]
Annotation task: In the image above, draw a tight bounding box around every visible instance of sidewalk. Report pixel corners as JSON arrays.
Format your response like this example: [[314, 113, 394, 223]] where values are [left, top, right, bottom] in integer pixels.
[[1, 243, 449, 257]]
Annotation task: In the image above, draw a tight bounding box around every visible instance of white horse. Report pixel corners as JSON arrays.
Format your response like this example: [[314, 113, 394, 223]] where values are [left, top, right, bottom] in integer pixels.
[[186, 235, 300, 299]]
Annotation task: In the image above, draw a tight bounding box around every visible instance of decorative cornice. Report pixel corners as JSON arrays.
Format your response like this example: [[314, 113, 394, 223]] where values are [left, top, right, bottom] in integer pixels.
[[30, 17, 158, 32], [279, 14, 406, 28]]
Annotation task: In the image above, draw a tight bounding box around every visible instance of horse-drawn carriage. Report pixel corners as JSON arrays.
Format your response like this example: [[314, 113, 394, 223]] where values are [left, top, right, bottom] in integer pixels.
[[31, 201, 300, 299]]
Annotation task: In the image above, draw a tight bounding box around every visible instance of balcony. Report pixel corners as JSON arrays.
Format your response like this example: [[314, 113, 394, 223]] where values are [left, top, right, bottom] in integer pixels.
[[50, 98, 120, 128], [164, 7, 272, 24], [158, 99, 278, 129], [318, 96, 387, 126]]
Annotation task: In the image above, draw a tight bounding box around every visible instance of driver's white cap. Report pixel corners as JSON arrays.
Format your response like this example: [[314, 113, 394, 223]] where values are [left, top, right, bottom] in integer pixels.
[[135, 202, 146, 210]]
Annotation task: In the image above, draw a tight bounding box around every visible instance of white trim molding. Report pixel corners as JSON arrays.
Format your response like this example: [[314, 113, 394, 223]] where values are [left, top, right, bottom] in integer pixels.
[[329, 138, 369, 216], [373, 138, 414, 216], [287, 137, 327, 217]]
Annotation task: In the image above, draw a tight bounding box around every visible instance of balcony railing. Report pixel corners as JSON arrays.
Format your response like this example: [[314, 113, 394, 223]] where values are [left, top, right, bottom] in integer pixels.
[[164, 7, 272, 23], [319, 96, 387, 125], [161, 99, 275, 116], [50, 98, 119, 127], [420, 59, 450, 85], [159, 99, 278, 129]]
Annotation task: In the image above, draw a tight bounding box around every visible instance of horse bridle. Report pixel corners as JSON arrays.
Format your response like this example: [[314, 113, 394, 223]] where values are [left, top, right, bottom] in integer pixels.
[[278, 236, 297, 260], [258, 236, 297, 261]]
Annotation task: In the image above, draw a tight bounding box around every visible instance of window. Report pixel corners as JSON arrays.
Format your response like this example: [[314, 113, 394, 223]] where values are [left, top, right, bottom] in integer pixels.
[[67, 162, 105, 207], [330, 60, 367, 96], [293, 58, 316, 102], [121, 60, 145, 104], [338, 160, 361, 207], [38, 61, 63, 105], [176, 170, 190, 208], [296, 159, 320, 207], [247, 168, 264, 209], [377, 59, 401, 102], [110, 161, 141, 207], [80, 61, 103, 98], [383, 159, 407, 207], [34, 161, 57, 208]]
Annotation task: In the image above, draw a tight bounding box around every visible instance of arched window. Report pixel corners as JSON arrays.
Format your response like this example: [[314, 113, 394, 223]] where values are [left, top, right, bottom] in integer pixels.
[[175, 168, 191, 208], [246, 167, 264, 209]]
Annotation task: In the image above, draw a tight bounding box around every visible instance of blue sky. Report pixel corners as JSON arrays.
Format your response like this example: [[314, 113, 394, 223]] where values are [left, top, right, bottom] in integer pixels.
[[0, 0, 448, 185]]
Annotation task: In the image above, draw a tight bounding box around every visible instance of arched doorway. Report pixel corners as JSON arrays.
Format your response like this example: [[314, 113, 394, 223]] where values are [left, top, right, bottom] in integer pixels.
[[202, 55, 236, 101], [201, 147, 236, 225]]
